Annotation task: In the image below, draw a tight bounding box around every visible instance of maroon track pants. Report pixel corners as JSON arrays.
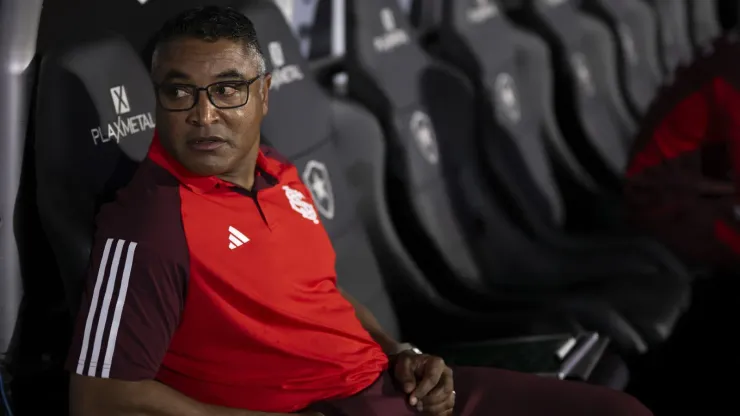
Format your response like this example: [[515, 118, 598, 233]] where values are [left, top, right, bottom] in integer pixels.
[[311, 367, 652, 416]]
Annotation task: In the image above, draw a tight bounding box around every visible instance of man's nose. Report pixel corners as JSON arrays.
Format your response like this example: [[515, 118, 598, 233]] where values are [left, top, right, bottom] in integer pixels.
[[190, 90, 219, 125]]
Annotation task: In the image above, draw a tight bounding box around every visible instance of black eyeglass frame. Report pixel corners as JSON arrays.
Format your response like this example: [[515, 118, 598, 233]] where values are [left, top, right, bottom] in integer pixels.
[[153, 74, 265, 112]]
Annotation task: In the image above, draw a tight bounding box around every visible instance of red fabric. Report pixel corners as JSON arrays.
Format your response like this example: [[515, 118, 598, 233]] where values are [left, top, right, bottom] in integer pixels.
[[148, 133, 388, 412], [626, 79, 715, 177], [625, 75, 740, 266], [720, 77, 740, 191], [715, 219, 740, 255]]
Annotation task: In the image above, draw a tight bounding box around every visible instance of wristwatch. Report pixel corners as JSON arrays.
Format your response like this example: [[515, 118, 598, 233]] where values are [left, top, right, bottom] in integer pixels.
[[390, 342, 423, 356]]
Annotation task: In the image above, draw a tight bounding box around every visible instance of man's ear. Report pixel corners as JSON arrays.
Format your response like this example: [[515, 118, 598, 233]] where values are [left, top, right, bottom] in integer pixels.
[[261, 73, 272, 116]]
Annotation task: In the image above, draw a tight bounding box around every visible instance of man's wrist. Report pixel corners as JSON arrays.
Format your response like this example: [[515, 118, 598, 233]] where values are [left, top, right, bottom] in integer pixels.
[[386, 342, 423, 357], [385, 343, 424, 375]]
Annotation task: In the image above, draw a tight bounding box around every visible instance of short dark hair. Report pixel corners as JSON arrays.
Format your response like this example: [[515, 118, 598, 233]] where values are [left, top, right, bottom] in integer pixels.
[[151, 6, 266, 73]]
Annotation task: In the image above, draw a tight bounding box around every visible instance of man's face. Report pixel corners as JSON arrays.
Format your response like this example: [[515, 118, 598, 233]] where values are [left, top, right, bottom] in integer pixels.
[[152, 38, 271, 178]]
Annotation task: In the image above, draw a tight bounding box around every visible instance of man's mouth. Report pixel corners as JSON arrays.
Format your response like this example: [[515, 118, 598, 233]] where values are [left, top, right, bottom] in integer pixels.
[[187, 137, 227, 151]]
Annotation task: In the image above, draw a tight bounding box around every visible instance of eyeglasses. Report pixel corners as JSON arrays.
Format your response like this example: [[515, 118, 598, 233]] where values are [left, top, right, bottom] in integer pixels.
[[154, 75, 263, 112]]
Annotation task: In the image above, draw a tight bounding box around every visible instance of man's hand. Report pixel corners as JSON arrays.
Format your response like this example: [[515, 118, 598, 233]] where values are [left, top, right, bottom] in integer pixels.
[[392, 352, 455, 415]]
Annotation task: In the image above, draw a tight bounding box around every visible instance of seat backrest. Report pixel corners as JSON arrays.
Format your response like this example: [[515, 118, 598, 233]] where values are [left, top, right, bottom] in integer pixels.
[[644, 0, 692, 74], [34, 36, 153, 313], [687, 0, 721, 53], [1, 0, 44, 355], [239, 0, 403, 337], [585, 0, 663, 116], [343, 0, 576, 290], [439, 0, 574, 227], [38, 0, 254, 63], [345, 0, 498, 289], [518, 0, 636, 180]]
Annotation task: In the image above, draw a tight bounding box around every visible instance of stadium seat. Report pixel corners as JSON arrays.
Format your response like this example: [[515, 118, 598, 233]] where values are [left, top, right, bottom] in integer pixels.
[[34, 36, 154, 316], [643, 0, 693, 74], [1, 0, 73, 412], [428, 0, 631, 232], [1, 0, 54, 414], [581, 0, 663, 118], [0, 0, 45, 358], [343, 0, 690, 353], [502, 0, 636, 191], [426, 1, 695, 263], [687, 0, 721, 54], [407, 0, 612, 232]]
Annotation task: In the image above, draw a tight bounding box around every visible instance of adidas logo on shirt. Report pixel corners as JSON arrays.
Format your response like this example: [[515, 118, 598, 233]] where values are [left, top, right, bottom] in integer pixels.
[[228, 226, 249, 250]]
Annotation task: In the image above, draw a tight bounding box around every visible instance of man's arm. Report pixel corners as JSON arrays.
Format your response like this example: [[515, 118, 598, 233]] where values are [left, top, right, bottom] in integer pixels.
[[339, 289, 455, 413], [338, 288, 401, 354], [67, 237, 318, 416]]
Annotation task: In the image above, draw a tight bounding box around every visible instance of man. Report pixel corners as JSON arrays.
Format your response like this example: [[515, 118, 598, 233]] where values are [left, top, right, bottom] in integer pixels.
[[68, 6, 651, 416], [626, 35, 740, 271]]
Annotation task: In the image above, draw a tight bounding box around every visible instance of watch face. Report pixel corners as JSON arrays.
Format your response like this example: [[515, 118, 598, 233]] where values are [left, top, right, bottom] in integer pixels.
[[393, 343, 423, 356]]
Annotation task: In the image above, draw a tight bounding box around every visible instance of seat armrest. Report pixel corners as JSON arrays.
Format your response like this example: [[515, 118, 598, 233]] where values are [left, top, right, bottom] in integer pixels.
[[431, 332, 609, 382], [555, 333, 608, 381]]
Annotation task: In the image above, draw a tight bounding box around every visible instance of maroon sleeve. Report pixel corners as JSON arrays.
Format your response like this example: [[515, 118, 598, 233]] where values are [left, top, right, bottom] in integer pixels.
[[66, 160, 190, 380], [66, 236, 187, 380]]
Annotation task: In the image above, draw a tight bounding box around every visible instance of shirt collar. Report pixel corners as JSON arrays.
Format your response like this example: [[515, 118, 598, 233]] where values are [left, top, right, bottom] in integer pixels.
[[147, 130, 281, 195]]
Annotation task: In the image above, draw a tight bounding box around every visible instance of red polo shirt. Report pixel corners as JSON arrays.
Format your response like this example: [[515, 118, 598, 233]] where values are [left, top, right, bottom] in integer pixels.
[[67, 133, 387, 412]]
